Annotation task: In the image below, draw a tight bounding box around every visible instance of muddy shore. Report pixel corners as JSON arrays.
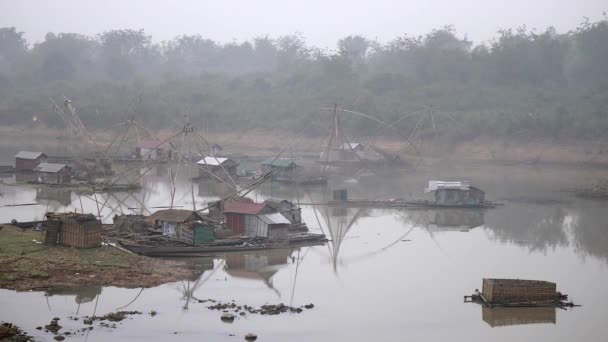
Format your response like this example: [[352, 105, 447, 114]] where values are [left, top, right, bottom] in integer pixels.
[[0, 225, 190, 291]]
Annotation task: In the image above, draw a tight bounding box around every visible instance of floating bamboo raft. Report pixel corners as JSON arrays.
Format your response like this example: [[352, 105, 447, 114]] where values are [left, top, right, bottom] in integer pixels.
[[464, 278, 579, 309]]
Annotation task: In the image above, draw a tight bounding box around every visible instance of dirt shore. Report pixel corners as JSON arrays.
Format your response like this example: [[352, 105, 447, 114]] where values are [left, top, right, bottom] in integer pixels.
[[0, 225, 190, 292]]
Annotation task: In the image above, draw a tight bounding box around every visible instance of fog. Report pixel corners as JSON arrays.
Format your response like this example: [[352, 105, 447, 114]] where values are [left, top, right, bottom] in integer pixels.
[[1, 1, 608, 155], [2, 0, 606, 48]]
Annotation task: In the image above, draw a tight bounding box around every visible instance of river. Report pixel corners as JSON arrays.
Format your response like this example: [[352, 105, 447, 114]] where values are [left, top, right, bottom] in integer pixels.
[[1, 160, 607, 341]]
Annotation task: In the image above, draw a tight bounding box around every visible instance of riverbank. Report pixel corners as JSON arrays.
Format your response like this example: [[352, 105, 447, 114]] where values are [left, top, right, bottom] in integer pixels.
[[1, 125, 608, 167], [0, 225, 190, 291]]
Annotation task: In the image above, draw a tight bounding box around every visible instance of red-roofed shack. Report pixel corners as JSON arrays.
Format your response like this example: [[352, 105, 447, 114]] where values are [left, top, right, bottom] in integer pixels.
[[15, 151, 47, 170], [222, 201, 275, 236]]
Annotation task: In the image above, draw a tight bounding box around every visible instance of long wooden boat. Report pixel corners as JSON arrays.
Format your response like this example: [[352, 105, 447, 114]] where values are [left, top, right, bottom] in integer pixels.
[[118, 234, 327, 257]]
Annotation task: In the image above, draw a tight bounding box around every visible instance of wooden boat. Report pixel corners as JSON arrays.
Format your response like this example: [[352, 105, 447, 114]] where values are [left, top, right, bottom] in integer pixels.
[[118, 233, 327, 257]]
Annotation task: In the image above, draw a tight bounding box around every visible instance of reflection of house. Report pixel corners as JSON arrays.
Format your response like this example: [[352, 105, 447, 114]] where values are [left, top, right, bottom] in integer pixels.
[[264, 199, 302, 224], [196, 157, 238, 179], [222, 202, 289, 239], [432, 210, 484, 229], [46, 286, 103, 304], [33, 163, 71, 184], [482, 306, 556, 327], [135, 140, 169, 160], [425, 181, 485, 206], [15, 151, 47, 170], [146, 209, 214, 245], [36, 188, 72, 207], [224, 249, 294, 291], [260, 158, 296, 181]]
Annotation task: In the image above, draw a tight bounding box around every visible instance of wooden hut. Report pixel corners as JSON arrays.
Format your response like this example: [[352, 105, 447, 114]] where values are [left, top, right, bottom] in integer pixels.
[[260, 158, 296, 181], [14, 151, 47, 170], [196, 157, 239, 179], [264, 199, 302, 224], [33, 163, 71, 184], [425, 180, 485, 206], [146, 209, 214, 245], [223, 202, 271, 235], [45, 212, 101, 248], [222, 202, 289, 239]]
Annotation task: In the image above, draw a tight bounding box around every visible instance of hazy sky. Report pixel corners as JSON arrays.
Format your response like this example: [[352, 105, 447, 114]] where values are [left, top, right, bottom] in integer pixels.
[[1, 0, 606, 48]]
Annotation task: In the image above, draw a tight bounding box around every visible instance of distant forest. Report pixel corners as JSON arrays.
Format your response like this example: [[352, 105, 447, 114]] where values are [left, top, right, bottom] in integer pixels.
[[1, 16, 607, 140]]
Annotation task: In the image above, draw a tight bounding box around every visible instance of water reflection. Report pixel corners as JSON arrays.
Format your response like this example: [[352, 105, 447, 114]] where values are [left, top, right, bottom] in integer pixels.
[[46, 286, 103, 305], [36, 188, 73, 208], [484, 204, 569, 253], [225, 249, 295, 296], [481, 306, 556, 327]]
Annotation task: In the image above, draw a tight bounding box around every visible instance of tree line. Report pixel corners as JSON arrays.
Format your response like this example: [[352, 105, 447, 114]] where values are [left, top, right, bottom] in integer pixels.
[[0, 16, 607, 140]]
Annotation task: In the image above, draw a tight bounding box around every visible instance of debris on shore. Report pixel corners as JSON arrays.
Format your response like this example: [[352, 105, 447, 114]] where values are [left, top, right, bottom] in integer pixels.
[[245, 332, 258, 341], [200, 299, 314, 317], [0, 322, 34, 342]]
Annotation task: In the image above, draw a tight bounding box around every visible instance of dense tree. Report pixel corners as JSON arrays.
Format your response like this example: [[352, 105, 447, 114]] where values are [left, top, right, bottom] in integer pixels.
[[1, 18, 607, 139]]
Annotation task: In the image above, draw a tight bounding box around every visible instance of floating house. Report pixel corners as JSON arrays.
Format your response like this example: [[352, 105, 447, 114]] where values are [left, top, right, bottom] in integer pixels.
[[135, 140, 169, 160], [146, 209, 214, 245], [425, 181, 486, 206], [260, 158, 297, 181], [222, 202, 289, 240], [196, 157, 239, 179], [14, 151, 47, 170], [264, 199, 302, 224], [33, 163, 71, 184]]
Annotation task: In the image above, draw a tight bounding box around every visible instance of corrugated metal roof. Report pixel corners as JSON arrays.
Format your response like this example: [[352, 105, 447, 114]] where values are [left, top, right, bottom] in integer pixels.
[[197, 157, 232, 166], [15, 151, 46, 159], [34, 163, 68, 173], [260, 158, 295, 168], [223, 202, 268, 215], [147, 209, 203, 223], [425, 180, 471, 193], [258, 212, 290, 225]]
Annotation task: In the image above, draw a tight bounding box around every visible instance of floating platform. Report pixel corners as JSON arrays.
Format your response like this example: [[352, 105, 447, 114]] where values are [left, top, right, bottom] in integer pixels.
[[464, 278, 579, 308], [327, 199, 498, 209]]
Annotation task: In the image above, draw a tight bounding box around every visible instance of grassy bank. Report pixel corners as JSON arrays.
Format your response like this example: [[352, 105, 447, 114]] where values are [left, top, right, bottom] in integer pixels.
[[0, 225, 190, 291]]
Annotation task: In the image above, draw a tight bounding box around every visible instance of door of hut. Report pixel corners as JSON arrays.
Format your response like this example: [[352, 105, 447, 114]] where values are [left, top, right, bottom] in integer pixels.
[[194, 225, 215, 244]]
